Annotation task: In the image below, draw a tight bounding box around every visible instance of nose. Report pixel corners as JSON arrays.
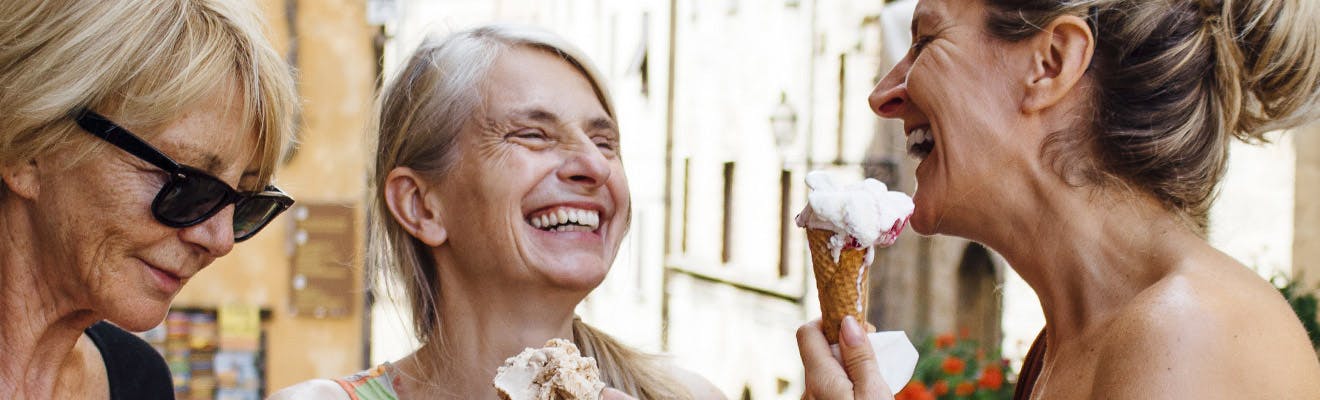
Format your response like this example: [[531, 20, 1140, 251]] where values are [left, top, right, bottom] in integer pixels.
[[869, 57, 912, 119], [179, 205, 236, 258], [556, 143, 611, 190]]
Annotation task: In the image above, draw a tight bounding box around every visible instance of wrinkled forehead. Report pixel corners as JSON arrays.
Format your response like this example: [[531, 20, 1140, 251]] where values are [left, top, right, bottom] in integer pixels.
[[478, 47, 613, 123], [149, 98, 263, 188], [911, 0, 985, 35]]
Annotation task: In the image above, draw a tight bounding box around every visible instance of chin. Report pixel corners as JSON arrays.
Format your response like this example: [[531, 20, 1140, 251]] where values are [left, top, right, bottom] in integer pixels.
[[541, 257, 611, 291], [908, 191, 940, 235], [101, 296, 171, 332]]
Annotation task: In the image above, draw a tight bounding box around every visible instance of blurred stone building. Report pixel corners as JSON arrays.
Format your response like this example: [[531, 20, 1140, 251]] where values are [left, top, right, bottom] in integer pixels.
[[167, 0, 1320, 398]]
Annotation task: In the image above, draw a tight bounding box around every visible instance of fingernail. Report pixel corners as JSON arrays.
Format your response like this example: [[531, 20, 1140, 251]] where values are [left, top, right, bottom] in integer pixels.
[[842, 316, 866, 347]]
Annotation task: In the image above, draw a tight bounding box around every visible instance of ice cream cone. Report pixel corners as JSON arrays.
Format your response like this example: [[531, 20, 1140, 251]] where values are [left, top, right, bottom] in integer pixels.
[[808, 228, 871, 344]]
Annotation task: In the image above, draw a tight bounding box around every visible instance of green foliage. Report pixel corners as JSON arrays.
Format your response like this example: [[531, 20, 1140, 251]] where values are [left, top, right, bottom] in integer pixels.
[[1273, 274, 1320, 352]]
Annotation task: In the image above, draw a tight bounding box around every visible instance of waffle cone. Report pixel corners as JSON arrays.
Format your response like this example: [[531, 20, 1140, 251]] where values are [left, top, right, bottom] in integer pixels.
[[807, 228, 870, 344]]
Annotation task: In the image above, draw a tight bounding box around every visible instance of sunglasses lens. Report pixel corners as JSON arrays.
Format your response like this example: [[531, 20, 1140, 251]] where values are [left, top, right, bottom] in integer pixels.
[[233, 196, 290, 241], [154, 176, 232, 225]]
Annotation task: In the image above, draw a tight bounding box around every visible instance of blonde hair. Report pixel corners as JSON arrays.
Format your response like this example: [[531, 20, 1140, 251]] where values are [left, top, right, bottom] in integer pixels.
[[984, 0, 1320, 229], [369, 24, 689, 399], [0, 0, 298, 191]]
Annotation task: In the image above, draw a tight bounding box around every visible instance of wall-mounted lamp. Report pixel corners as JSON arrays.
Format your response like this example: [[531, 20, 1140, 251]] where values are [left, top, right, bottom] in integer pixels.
[[770, 91, 799, 164]]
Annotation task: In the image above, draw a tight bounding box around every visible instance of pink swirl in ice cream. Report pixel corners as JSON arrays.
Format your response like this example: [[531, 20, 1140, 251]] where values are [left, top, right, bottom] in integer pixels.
[[794, 171, 914, 264]]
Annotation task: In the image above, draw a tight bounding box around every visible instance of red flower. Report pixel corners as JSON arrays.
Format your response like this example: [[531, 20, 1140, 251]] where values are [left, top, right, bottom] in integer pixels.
[[895, 381, 934, 400], [934, 334, 956, 349], [931, 380, 949, 396], [979, 365, 1004, 390], [955, 381, 976, 396], [941, 356, 966, 375]]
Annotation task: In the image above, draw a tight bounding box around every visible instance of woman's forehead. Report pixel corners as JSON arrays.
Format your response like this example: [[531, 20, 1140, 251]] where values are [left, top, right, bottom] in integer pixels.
[[479, 50, 610, 123]]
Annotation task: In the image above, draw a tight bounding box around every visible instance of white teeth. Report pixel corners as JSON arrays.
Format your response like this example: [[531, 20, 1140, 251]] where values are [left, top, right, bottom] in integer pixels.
[[526, 207, 601, 231], [906, 127, 934, 159]]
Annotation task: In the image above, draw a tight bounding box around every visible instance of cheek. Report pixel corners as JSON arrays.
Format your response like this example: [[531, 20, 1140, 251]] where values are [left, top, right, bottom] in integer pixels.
[[610, 167, 630, 213]]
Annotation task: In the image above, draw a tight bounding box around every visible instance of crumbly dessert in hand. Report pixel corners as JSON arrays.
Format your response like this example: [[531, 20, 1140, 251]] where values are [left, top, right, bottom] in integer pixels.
[[494, 338, 605, 400]]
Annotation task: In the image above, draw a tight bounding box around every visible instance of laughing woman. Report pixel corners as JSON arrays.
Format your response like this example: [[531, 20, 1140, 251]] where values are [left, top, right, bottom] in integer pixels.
[[0, 0, 296, 398], [270, 25, 723, 400], [798, 0, 1320, 399]]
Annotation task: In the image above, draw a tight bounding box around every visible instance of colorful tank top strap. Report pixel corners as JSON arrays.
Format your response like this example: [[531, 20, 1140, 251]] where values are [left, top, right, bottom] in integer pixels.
[[332, 362, 400, 400]]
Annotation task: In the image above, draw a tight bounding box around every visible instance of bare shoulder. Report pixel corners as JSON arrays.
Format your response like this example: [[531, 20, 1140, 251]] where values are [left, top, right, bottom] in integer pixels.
[[1092, 265, 1320, 397], [267, 379, 351, 400], [665, 363, 726, 400]]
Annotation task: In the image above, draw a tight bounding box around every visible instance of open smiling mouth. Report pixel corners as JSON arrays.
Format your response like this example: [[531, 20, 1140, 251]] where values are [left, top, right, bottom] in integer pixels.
[[526, 206, 601, 233], [907, 126, 935, 160]]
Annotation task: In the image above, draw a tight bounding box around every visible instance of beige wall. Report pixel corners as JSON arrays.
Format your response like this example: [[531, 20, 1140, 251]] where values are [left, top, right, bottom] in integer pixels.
[[174, 0, 375, 392]]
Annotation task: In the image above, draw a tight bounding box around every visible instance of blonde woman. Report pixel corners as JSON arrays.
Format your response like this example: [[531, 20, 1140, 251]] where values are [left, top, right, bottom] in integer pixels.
[[271, 25, 723, 400], [798, 0, 1320, 399], [0, 0, 297, 398]]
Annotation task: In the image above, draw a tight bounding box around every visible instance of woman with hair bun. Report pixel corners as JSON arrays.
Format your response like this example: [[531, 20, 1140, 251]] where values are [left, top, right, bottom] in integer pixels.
[[798, 0, 1320, 398]]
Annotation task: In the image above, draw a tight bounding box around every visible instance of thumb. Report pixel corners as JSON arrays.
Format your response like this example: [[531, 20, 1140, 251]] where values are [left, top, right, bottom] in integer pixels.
[[839, 316, 894, 399], [601, 388, 638, 400]]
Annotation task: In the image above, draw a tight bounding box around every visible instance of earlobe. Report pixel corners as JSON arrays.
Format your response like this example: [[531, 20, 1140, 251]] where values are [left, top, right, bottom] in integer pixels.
[[383, 167, 448, 247], [1022, 15, 1094, 113], [1, 159, 41, 200]]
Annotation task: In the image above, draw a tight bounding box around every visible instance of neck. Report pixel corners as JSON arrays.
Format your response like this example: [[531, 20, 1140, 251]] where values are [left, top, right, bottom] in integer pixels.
[[396, 259, 585, 399], [0, 201, 101, 398], [969, 174, 1201, 342]]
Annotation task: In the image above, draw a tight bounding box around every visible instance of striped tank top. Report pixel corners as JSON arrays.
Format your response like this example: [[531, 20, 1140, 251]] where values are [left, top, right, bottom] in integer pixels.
[[333, 363, 401, 400]]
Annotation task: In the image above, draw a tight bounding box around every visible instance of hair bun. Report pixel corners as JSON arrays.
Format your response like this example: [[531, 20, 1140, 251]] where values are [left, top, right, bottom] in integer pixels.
[[1216, 0, 1320, 140]]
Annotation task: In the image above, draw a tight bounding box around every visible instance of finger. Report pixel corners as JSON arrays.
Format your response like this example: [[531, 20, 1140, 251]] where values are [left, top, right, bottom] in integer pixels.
[[601, 388, 638, 400], [797, 319, 853, 399], [838, 316, 894, 399]]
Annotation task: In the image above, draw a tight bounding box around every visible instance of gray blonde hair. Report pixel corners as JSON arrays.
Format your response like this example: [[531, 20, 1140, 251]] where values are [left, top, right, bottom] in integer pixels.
[[369, 24, 689, 399], [0, 0, 298, 191], [984, 0, 1320, 229]]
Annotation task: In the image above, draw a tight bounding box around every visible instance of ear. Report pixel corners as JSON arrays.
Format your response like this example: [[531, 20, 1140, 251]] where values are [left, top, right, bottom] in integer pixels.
[[1022, 15, 1094, 113], [0, 159, 41, 200], [383, 167, 448, 247]]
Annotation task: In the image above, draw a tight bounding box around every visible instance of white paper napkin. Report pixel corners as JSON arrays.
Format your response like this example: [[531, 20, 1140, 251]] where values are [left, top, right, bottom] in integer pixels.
[[829, 331, 919, 395]]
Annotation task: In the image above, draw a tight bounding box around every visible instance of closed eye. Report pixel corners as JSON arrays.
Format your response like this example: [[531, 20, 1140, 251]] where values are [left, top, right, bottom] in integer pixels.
[[508, 129, 548, 140], [910, 35, 933, 56], [593, 136, 619, 153]]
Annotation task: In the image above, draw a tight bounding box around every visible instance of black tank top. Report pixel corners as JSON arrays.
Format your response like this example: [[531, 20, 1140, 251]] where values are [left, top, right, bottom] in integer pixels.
[[84, 321, 175, 400]]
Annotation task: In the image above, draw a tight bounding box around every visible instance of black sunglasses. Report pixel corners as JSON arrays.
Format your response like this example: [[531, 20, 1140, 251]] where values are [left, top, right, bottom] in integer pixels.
[[74, 109, 293, 242]]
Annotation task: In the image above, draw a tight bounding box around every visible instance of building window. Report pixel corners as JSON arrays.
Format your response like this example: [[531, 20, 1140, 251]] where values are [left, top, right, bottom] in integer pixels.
[[778, 169, 792, 277], [721, 161, 735, 264], [628, 13, 651, 97]]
